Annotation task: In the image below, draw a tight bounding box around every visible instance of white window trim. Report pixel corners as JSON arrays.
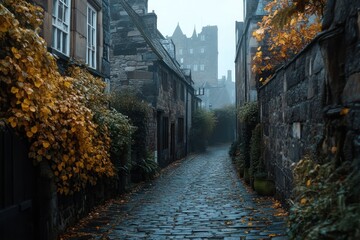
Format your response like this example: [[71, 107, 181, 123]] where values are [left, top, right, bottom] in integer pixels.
[[52, 0, 71, 56], [87, 3, 97, 69]]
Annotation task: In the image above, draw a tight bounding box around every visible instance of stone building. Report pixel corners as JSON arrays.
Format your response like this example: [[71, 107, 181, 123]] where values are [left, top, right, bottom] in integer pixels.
[[171, 24, 218, 88], [33, 0, 111, 80], [170, 24, 220, 109], [110, 0, 198, 167], [211, 70, 235, 109], [235, 0, 360, 202], [235, 0, 268, 108]]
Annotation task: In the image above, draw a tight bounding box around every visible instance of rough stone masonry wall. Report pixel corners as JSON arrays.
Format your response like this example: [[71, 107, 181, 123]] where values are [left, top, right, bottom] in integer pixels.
[[259, 0, 360, 200]]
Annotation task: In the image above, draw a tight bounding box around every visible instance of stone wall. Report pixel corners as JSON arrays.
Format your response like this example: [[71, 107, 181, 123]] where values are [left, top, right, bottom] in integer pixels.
[[259, 42, 326, 199], [258, 0, 360, 200]]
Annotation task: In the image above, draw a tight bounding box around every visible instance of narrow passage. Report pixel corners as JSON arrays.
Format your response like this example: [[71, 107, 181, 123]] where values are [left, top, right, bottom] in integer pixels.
[[63, 145, 288, 239]]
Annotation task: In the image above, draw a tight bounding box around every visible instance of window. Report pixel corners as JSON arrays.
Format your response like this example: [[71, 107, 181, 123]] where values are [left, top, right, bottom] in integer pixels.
[[180, 58, 184, 63], [161, 71, 168, 90], [200, 35, 205, 41], [200, 47, 205, 53], [177, 118, 184, 143], [189, 48, 193, 54], [193, 64, 198, 71], [162, 117, 169, 149], [200, 64, 205, 71], [179, 49, 183, 55], [52, 0, 71, 55], [87, 4, 97, 69], [180, 84, 185, 101], [186, 65, 191, 69], [173, 79, 177, 99]]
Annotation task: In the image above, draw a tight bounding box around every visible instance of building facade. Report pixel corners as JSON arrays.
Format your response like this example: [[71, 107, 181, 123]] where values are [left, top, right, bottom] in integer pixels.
[[170, 24, 220, 109], [171, 25, 218, 88], [235, 0, 268, 137], [110, 0, 198, 167], [33, 0, 111, 80]]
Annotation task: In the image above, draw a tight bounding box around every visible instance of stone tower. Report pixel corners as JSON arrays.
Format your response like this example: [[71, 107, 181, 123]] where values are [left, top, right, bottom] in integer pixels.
[[170, 24, 218, 89]]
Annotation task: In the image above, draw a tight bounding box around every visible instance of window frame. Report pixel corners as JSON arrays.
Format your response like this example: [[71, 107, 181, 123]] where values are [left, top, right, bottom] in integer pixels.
[[177, 118, 184, 143], [86, 3, 97, 69], [52, 0, 71, 56]]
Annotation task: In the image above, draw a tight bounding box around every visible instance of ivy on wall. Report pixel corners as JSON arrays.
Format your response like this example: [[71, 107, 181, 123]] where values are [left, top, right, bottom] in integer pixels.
[[0, 0, 133, 195]]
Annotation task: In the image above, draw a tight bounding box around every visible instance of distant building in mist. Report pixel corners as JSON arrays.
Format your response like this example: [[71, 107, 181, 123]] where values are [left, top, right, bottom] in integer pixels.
[[170, 24, 234, 109], [170, 24, 218, 89]]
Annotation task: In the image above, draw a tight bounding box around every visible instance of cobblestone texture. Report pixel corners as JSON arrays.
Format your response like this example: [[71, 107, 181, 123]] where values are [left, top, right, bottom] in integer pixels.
[[63, 145, 288, 239]]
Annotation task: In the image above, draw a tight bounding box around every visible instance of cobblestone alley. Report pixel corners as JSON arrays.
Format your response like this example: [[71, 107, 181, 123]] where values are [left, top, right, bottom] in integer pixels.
[[62, 145, 288, 239]]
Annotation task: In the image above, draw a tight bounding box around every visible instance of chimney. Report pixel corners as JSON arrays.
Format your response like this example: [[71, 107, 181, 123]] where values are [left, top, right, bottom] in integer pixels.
[[227, 70, 232, 82], [142, 12, 157, 35]]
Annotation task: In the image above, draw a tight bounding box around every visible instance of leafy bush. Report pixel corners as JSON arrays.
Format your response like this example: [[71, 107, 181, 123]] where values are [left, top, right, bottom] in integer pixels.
[[229, 141, 240, 159], [250, 124, 265, 179], [131, 152, 159, 182], [110, 90, 152, 162], [289, 156, 360, 239], [94, 109, 134, 172], [190, 109, 217, 152], [210, 105, 236, 144], [238, 102, 259, 168], [238, 102, 259, 126]]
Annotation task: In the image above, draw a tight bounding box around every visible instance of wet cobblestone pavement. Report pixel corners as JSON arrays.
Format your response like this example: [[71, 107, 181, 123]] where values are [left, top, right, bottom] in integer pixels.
[[62, 145, 288, 239]]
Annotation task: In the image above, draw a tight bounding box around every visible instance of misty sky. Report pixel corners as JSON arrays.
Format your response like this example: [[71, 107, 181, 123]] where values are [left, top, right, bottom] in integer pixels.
[[148, 0, 244, 80]]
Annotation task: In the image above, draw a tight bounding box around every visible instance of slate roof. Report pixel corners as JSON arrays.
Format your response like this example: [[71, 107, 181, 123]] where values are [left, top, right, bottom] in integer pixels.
[[172, 23, 184, 38], [119, 0, 191, 85]]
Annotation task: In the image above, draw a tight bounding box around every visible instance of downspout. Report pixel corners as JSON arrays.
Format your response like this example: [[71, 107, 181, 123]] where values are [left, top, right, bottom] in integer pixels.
[[185, 89, 189, 155]]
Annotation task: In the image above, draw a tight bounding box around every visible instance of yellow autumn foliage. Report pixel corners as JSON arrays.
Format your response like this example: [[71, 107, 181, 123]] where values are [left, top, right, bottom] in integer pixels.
[[252, 0, 323, 83], [0, 0, 115, 195]]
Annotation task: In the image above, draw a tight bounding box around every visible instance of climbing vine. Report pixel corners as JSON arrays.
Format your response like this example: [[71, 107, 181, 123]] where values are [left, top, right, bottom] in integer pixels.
[[0, 0, 132, 195], [252, 0, 324, 82]]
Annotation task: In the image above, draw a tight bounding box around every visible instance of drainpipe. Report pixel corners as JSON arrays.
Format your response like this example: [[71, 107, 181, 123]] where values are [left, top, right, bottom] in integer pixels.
[[185, 89, 189, 155]]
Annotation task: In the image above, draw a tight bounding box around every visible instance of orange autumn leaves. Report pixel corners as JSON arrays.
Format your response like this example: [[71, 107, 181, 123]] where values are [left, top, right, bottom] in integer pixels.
[[252, 0, 324, 83], [0, 0, 115, 195]]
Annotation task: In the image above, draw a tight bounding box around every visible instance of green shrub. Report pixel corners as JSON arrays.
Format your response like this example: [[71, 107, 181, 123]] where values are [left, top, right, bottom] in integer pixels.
[[229, 140, 240, 159], [94, 109, 134, 172], [289, 156, 360, 239], [190, 109, 217, 152], [238, 102, 258, 126], [131, 152, 159, 182], [238, 102, 259, 168], [210, 105, 236, 144], [249, 124, 265, 180], [110, 91, 152, 162]]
